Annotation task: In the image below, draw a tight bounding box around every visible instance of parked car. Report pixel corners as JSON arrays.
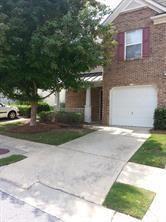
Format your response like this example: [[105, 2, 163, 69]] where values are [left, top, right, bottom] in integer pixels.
[[0, 103, 19, 120]]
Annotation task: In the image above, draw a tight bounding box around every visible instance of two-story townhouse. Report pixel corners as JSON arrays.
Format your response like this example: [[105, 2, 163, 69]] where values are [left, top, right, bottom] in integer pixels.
[[65, 0, 166, 128]]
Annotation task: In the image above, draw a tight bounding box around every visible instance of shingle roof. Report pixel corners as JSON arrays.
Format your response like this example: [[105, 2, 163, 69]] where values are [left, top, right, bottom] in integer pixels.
[[154, 0, 166, 7]]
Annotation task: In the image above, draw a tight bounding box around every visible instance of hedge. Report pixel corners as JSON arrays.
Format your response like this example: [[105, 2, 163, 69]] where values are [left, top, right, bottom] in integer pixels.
[[17, 102, 51, 117], [17, 105, 31, 117], [56, 111, 84, 125], [154, 108, 166, 130], [39, 111, 84, 126], [38, 111, 55, 123], [37, 102, 51, 113]]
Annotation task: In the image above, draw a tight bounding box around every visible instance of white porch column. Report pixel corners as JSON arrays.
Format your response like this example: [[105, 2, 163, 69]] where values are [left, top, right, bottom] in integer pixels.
[[84, 87, 92, 123], [54, 92, 60, 110]]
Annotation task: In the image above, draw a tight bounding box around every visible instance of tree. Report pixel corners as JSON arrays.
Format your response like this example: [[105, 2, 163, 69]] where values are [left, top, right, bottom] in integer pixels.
[[0, 0, 116, 126]]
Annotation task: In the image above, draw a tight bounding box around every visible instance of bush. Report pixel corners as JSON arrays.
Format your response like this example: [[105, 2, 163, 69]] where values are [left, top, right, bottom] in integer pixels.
[[37, 102, 51, 113], [38, 111, 54, 123], [56, 111, 84, 125], [154, 108, 166, 130], [17, 102, 51, 117], [17, 105, 31, 117], [39, 111, 84, 126]]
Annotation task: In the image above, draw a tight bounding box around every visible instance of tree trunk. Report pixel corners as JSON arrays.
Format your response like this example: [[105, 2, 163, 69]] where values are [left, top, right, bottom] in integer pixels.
[[30, 102, 38, 126]]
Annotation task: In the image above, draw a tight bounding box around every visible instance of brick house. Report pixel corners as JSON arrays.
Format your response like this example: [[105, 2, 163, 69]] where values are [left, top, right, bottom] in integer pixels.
[[65, 0, 166, 127]]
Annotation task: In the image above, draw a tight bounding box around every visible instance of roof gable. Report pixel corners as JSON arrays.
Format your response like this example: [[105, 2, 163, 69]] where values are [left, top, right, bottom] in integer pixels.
[[104, 0, 166, 24], [154, 0, 166, 7]]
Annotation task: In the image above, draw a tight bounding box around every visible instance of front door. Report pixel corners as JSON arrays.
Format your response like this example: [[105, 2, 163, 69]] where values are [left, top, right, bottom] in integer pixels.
[[99, 89, 103, 121], [91, 87, 103, 122]]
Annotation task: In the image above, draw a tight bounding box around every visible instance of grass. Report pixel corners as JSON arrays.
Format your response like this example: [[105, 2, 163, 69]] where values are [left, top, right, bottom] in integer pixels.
[[0, 155, 26, 167], [0, 121, 93, 145], [0, 121, 23, 128], [103, 182, 155, 219], [131, 134, 166, 168]]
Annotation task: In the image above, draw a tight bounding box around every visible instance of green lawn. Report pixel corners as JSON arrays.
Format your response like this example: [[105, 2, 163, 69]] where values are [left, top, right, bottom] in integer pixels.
[[103, 183, 155, 219], [0, 121, 93, 145], [131, 134, 166, 168], [0, 155, 26, 167]]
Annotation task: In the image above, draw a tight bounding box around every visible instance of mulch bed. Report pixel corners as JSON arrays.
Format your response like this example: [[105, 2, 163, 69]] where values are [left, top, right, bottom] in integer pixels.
[[7, 123, 61, 133], [0, 149, 10, 155], [150, 129, 166, 134], [7, 122, 84, 134]]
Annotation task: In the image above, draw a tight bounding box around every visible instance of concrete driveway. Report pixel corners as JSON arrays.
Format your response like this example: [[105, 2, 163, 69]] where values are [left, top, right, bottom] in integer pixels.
[[0, 191, 61, 222], [0, 126, 150, 222]]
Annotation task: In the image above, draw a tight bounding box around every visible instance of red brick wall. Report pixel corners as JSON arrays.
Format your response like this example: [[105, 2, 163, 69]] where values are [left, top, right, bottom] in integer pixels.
[[65, 90, 86, 108], [103, 8, 166, 124], [66, 87, 103, 122]]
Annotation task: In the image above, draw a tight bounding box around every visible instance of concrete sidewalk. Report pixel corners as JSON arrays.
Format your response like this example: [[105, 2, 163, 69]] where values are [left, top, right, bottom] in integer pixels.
[[117, 162, 166, 222], [0, 127, 150, 222], [0, 190, 61, 222]]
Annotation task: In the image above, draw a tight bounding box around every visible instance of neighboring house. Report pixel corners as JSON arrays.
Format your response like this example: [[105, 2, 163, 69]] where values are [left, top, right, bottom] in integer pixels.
[[0, 91, 66, 107], [39, 90, 66, 107], [65, 0, 166, 127], [0, 93, 14, 104]]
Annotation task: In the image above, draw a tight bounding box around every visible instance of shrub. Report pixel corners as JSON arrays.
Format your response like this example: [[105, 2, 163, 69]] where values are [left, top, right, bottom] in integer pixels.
[[17, 105, 31, 117], [39, 111, 84, 126], [39, 111, 54, 123], [154, 108, 166, 130], [17, 102, 51, 117], [37, 102, 51, 113], [56, 111, 84, 125]]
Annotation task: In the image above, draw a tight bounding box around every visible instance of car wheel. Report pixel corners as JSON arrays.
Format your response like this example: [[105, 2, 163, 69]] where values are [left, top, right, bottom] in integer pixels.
[[8, 111, 16, 120]]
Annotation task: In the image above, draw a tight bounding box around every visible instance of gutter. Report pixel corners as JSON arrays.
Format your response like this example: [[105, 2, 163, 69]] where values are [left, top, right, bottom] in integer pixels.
[[151, 13, 166, 24]]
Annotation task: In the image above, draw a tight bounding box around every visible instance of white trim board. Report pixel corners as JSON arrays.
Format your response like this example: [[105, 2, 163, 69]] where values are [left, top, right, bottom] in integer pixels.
[[151, 13, 166, 24], [104, 0, 166, 25]]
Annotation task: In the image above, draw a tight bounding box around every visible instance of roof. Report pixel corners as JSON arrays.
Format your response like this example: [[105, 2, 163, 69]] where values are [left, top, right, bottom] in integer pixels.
[[82, 72, 103, 83], [154, 0, 166, 7], [104, 0, 166, 25]]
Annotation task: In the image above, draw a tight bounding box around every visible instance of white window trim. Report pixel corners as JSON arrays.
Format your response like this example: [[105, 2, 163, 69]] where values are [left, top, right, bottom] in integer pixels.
[[124, 29, 143, 60]]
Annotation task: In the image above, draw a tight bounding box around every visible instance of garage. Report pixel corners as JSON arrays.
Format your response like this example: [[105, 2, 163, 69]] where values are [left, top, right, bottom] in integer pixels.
[[110, 85, 157, 127]]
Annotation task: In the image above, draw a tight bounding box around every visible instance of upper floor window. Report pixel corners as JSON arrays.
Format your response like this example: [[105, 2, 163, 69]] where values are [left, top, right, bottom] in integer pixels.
[[117, 27, 150, 62], [125, 29, 143, 60]]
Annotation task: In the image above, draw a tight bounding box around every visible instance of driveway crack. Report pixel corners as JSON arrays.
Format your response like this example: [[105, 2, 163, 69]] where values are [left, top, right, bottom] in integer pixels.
[[38, 181, 103, 206], [59, 146, 125, 163]]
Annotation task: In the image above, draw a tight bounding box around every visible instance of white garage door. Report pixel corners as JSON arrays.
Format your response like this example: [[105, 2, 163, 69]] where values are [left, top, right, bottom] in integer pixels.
[[110, 86, 157, 127]]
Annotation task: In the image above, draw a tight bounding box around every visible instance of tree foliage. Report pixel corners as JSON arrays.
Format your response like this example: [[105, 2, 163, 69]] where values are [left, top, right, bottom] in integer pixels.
[[0, 0, 116, 125]]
